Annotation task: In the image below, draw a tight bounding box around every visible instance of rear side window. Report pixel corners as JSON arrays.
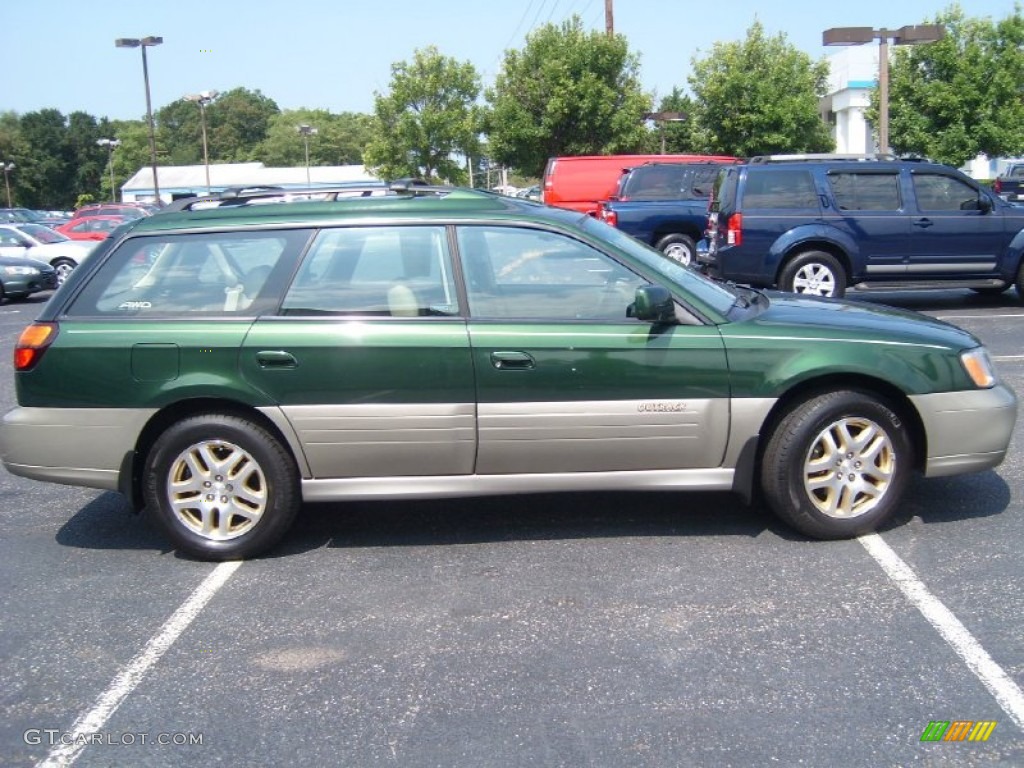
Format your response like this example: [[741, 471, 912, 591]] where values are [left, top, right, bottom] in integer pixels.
[[741, 169, 818, 209], [828, 172, 901, 211], [281, 226, 459, 317], [66, 229, 310, 317]]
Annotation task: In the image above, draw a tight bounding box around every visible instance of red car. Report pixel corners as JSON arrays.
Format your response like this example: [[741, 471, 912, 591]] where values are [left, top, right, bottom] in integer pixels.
[[55, 215, 127, 241]]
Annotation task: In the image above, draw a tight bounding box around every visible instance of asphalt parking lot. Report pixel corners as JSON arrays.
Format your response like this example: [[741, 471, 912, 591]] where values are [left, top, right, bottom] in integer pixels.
[[1, 288, 1022, 767]]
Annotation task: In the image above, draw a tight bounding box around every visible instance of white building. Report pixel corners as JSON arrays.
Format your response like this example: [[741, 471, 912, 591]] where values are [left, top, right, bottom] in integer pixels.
[[120, 163, 379, 203], [821, 45, 879, 156]]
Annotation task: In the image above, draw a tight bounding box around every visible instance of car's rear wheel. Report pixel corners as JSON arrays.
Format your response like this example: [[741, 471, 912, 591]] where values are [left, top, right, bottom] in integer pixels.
[[761, 390, 912, 539], [655, 234, 697, 266], [143, 413, 300, 560], [52, 258, 76, 286], [778, 251, 846, 298]]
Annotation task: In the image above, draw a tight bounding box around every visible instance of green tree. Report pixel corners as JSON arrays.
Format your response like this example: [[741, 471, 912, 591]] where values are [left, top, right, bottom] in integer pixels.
[[646, 88, 702, 154], [364, 46, 482, 183], [880, 5, 1024, 166], [486, 16, 651, 176], [254, 110, 375, 167], [688, 21, 834, 157], [16, 109, 74, 209]]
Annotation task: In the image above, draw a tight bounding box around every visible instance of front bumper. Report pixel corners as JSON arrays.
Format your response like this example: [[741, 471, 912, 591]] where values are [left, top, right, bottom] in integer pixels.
[[909, 384, 1018, 477]]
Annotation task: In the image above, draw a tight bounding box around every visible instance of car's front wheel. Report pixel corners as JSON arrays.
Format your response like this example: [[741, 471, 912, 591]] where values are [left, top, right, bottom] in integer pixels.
[[778, 251, 846, 298], [655, 234, 697, 266], [760, 391, 912, 539], [143, 413, 300, 560]]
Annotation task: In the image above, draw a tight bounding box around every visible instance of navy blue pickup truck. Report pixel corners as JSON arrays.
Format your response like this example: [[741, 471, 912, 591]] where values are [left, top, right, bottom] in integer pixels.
[[597, 161, 737, 265]]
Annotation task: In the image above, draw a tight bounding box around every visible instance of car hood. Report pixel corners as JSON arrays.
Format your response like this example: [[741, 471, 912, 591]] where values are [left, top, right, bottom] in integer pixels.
[[0, 253, 52, 268], [725, 292, 980, 351], [27, 241, 95, 257]]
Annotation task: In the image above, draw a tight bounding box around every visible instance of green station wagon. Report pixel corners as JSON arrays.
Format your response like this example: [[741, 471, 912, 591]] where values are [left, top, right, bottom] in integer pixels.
[[0, 186, 1017, 559]]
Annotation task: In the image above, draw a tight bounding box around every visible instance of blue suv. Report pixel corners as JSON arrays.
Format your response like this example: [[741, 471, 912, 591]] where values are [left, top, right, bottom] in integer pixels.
[[700, 155, 1024, 299]]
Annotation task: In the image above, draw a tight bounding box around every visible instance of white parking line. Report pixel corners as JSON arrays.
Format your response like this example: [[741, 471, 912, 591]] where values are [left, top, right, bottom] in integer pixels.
[[859, 533, 1024, 730], [993, 355, 1024, 361], [36, 561, 242, 768]]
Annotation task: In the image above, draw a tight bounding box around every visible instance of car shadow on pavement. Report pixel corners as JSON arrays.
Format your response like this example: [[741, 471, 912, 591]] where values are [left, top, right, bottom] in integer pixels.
[[882, 470, 1014, 530], [54, 492, 171, 553], [275, 491, 786, 557]]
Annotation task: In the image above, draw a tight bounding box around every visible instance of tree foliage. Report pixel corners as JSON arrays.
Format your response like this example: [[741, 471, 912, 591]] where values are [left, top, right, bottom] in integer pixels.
[[486, 16, 651, 177], [254, 110, 375, 167], [687, 21, 834, 157], [364, 46, 482, 183], [880, 5, 1024, 166]]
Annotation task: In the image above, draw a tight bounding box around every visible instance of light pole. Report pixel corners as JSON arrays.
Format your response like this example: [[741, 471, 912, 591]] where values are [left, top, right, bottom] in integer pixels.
[[1, 162, 13, 207], [297, 124, 318, 186], [184, 90, 218, 193], [96, 139, 121, 202], [115, 35, 163, 203], [823, 24, 944, 155], [643, 111, 687, 154]]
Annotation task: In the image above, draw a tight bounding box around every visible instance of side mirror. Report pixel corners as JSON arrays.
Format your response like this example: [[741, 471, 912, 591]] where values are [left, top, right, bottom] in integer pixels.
[[629, 285, 677, 324]]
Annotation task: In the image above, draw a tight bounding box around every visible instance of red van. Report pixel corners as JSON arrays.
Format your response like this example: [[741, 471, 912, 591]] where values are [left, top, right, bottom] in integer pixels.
[[540, 153, 741, 215], [542, 154, 740, 215]]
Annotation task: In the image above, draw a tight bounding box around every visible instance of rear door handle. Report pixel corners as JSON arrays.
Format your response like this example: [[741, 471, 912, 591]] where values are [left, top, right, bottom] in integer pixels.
[[913, 218, 934, 228], [256, 350, 298, 369], [490, 351, 535, 370]]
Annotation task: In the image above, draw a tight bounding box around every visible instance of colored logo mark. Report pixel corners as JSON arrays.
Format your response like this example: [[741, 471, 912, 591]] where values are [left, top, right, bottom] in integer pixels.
[[920, 720, 997, 742]]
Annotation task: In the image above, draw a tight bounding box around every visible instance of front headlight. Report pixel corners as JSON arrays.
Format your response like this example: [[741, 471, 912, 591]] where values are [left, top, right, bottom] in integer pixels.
[[960, 347, 996, 388], [2, 266, 40, 276]]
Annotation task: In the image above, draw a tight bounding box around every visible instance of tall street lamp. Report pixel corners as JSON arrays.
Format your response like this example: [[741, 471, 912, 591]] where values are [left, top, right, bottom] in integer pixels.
[[297, 124, 318, 186], [1, 162, 13, 207], [823, 24, 945, 155], [96, 138, 121, 202], [643, 111, 688, 154], [184, 90, 218, 193], [115, 35, 163, 203]]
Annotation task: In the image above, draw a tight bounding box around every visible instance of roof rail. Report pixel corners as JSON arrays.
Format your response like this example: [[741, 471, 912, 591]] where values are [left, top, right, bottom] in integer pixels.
[[748, 153, 900, 164], [162, 182, 473, 213]]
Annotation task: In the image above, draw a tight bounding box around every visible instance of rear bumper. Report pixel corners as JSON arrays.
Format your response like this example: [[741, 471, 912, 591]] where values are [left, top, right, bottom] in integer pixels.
[[909, 385, 1018, 477], [0, 406, 154, 491]]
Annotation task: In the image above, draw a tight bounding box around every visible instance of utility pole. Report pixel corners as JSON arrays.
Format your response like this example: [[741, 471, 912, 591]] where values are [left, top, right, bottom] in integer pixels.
[[605, 0, 614, 35]]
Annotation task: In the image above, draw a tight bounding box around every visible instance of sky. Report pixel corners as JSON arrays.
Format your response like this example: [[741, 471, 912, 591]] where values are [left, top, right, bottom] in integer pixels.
[[2, 0, 1020, 122]]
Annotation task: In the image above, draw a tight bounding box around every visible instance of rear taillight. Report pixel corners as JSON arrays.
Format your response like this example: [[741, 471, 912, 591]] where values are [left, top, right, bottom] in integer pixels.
[[994, 178, 1002, 194], [14, 322, 58, 371], [599, 206, 618, 227], [726, 213, 743, 246]]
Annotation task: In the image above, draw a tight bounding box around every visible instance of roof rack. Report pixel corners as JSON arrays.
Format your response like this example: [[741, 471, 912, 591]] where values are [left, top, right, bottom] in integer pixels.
[[748, 153, 903, 164], [162, 181, 473, 213]]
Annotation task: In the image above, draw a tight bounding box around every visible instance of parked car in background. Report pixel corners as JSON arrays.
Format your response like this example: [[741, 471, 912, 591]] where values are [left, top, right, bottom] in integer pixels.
[[0, 252, 57, 302], [0, 184, 1015, 560], [55, 215, 128, 241], [0, 223, 96, 285], [702, 154, 1024, 299], [598, 161, 740, 264], [0, 208, 38, 224], [993, 162, 1024, 202], [71, 203, 152, 220], [542, 154, 739, 215]]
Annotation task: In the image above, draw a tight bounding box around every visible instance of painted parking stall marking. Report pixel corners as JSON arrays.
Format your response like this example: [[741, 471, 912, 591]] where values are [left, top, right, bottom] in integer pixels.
[[859, 533, 1024, 731], [35, 561, 242, 768]]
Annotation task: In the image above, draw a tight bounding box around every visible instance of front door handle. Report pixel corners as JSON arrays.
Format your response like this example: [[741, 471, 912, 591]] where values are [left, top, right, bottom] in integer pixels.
[[256, 350, 298, 369], [913, 218, 935, 228], [490, 351, 535, 370]]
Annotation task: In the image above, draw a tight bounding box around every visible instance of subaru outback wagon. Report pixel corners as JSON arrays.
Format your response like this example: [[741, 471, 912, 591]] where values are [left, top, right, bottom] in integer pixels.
[[0, 186, 1016, 559], [702, 154, 1024, 299]]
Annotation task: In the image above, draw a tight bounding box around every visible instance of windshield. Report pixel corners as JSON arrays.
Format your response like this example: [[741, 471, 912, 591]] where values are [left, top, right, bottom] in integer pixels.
[[579, 215, 737, 316], [18, 223, 68, 244]]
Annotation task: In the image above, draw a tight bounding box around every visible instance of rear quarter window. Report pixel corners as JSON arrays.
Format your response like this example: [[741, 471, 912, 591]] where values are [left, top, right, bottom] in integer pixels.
[[741, 169, 818, 209]]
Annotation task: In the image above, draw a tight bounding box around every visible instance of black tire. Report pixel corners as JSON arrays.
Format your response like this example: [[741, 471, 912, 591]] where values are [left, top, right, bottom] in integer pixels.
[[52, 258, 76, 286], [143, 413, 301, 560], [760, 390, 912, 539], [654, 234, 697, 266], [778, 251, 847, 299]]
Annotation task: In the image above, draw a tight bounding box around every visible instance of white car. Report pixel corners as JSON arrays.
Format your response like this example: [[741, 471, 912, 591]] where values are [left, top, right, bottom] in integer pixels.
[[0, 223, 97, 285]]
